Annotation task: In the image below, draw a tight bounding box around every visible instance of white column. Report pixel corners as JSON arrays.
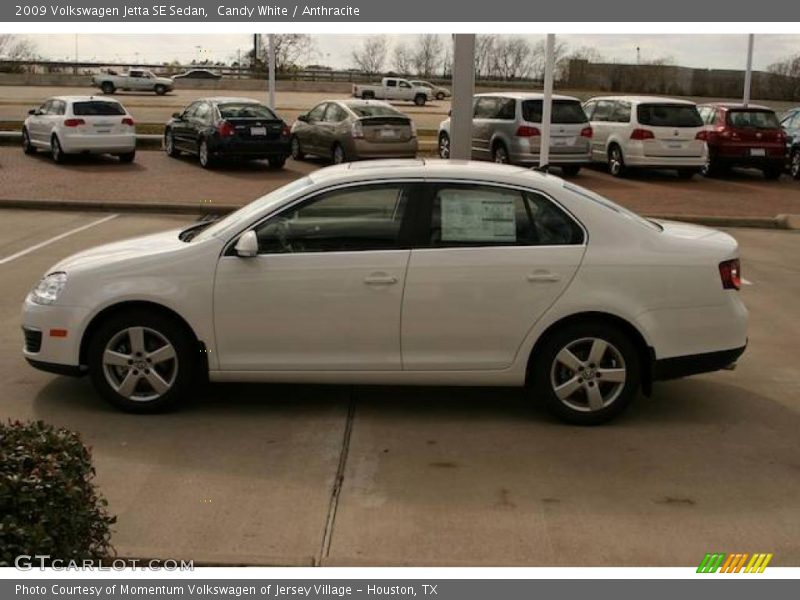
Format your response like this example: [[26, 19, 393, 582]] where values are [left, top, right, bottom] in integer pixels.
[[743, 34, 754, 108], [539, 34, 556, 170], [450, 34, 476, 161], [267, 34, 276, 110]]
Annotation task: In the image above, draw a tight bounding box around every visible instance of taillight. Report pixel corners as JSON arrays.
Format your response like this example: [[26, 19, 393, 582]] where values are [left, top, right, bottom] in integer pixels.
[[63, 118, 85, 127], [515, 125, 540, 137], [281, 124, 290, 137], [351, 121, 364, 139], [217, 120, 235, 137], [695, 130, 709, 141], [776, 130, 786, 142], [630, 128, 654, 140], [580, 126, 593, 138], [122, 117, 135, 127], [719, 259, 741, 291]]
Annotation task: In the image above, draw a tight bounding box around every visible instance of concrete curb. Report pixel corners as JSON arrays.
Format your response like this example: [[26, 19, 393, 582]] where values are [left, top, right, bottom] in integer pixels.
[[0, 197, 797, 230]]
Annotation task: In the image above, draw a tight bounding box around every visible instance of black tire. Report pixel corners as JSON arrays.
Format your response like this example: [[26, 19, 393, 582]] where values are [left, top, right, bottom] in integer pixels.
[[22, 127, 36, 154], [561, 165, 581, 177], [435, 92, 445, 101], [100, 81, 115, 94], [763, 165, 782, 180], [164, 129, 179, 157], [270, 155, 287, 169], [438, 132, 450, 159], [790, 148, 800, 180], [530, 320, 641, 425], [118, 151, 136, 163], [154, 84, 167, 96], [414, 94, 427, 107], [87, 309, 199, 413], [492, 141, 510, 164], [198, 138, 214, 169], [608, 144, 626, 177], [51, 135, 66, 163], [332, 143, 346, 165], [677, 168, 698, 180], [290, 136, 305, 160]]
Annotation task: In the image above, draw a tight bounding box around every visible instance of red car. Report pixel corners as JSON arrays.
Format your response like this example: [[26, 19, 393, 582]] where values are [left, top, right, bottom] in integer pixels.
[[697, 103, 786, 179]]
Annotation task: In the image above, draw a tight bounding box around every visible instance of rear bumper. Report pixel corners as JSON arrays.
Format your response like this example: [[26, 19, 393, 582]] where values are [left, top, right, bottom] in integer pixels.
[[60, 134, 136, 154], [212, 137, 291, 158], [625, 154, 706, 168], [510, 138, 591, 165], [349, 138, 418, 159], [653, 344, 746, 381]]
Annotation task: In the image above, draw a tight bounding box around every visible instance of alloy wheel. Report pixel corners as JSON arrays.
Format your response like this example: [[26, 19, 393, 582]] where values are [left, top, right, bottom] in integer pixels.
[[291, 137, 302, 160], [549, 337, 627, 412], [493, 145, 509, 164], [102, 326, 178, 402], [609, 148, 623, 176], [438, 135, 450, 159], [791, 150, 800, 179], [199, 140, 209, 167], [165, 131, 174, 155], [333, 145, 345, 164]]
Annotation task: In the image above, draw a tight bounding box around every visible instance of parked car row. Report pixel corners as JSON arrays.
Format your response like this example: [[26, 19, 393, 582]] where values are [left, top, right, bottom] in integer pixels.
[[437, 92, 800, 181]]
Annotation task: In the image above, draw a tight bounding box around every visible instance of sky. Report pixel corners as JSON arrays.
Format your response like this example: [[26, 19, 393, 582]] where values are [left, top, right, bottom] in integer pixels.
[[15, 33, 800, 71]]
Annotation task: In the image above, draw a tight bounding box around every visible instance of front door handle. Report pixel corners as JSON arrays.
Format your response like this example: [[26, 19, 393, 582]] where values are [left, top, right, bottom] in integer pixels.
[[527, 271, 562, 283], [364, 274, 398, 285]]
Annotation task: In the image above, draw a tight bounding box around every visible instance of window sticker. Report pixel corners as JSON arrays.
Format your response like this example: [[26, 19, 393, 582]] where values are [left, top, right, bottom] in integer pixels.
[[440, 190, 517, 242]]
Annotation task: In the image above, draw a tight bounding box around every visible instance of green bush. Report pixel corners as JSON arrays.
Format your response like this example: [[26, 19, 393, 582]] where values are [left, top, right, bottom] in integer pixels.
[[0, 420, 116, 566]]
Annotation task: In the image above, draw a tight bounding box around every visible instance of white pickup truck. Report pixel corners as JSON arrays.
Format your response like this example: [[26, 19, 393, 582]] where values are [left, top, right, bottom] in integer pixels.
[[352, 77, 433, 106], [92, 69, 175, 96]]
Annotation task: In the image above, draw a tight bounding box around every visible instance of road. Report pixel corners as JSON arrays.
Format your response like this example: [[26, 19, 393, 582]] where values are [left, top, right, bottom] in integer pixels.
[[0, 208, 798, 566], [2, 147, 800, 218]]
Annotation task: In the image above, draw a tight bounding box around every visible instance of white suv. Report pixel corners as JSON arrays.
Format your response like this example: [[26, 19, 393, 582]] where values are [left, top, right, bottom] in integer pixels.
[[582, 96, 707, 179], [22, 96, 136, 163]]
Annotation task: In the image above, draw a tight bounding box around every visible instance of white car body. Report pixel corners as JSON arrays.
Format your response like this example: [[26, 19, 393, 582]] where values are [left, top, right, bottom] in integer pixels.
[[23, 96, 136, 157], [21, 160, 747, 422], [582, 96, 707, 174]]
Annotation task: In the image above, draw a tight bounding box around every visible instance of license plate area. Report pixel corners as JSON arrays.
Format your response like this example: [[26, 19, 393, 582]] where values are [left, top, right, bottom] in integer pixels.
[[750, 148, 766, 157], [379, 129, 397, 139], [250, 127, 267, 136]]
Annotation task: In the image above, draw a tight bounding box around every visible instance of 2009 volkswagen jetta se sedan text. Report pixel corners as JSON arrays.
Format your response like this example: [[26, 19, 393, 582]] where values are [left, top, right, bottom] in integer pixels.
[[21, 160, 747, 424]]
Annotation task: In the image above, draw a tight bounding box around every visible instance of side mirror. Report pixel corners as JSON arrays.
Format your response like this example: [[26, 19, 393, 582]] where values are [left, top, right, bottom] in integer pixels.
[[234, 230, 258, 257], [172, 112, 183, 120], [297, 114, 309, 123], [28, 108, 37, 115]]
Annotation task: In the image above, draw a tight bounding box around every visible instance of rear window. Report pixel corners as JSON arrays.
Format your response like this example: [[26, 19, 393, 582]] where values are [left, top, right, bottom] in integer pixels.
[[72, 101, 125, 116], [218, 103, 277, 120], [727, 110, 780, 129], [349, 105, 401, 118], [637, 104, 703, 127], [522, 100, 588, 124]]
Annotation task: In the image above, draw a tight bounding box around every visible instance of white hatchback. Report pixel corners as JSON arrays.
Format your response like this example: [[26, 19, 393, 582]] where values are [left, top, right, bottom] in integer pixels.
[[22, 96, 136, 163], [582, 96, 707, 178], [21, 160, 747, 424]]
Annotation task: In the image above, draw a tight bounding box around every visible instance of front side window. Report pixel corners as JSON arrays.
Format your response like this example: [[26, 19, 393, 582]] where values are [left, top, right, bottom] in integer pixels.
[[611, 102, 631, 123], [324, 104, 346, 122], [129, 71, 143, 78], [254, 184, 411, 254], [193, 103, 211, 123], [307, 103, 327, 122], [591, 100, 615, 122], [428, 185, 583, 247], [473, 97, 498, 119]]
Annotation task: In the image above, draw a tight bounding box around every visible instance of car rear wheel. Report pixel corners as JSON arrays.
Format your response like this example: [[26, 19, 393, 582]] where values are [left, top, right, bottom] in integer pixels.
[[332, 143, 346, 165], [608, 145, 626, 177], [118, 151, 135, 163], [291, 136, 305, 160], [791, 149, 800, 179], [270, 155, 287, 169], [435, 92, 445, 101], [87, 309, 198, 413], [492, 142, 509, 164], [530, 320, 641, 425], [51, 135, 65, 163], [561, 165, 581, 177], [100, 82, 115, 94], [438, 132, 450, 159], [154, 84, 167, 96], [22, 128, 36, 154], [763, 165, 782, 180], [414, 94, 427, 107], [198, 138, 214, 169]]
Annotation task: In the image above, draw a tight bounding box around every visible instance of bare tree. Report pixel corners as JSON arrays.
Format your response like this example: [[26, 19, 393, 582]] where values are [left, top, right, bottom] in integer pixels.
[[0, 34, 37, 61], [529, 38, 569, 81], [474, 35, 497, 79], [412, 34, 443, 77], [392, 42, 414, 75], [767, 54, 800, 99], [351, 36, 389, 75], [256, 34, 315, 73], [491, 37, 534, 80]]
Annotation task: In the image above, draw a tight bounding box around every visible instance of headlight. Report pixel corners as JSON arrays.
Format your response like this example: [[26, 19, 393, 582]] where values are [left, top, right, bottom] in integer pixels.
[[30, 272, 67, 305]]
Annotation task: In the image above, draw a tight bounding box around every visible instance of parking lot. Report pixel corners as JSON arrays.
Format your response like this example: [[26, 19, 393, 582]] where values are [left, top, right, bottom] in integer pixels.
[[1, 208, 799, 566]]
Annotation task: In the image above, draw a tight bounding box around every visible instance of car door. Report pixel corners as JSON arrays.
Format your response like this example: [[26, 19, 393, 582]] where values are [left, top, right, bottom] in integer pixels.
[[27, 100, 52, 145], [397, 80, 413, 100], [587, 99, 616, 160], [302, 103, 328, 154], [213, 182, 420, 371], [401, 182, 586, 371], [172, 102, 200, 150], [471, 97, 498, 159], [318, 103, 345, 157]]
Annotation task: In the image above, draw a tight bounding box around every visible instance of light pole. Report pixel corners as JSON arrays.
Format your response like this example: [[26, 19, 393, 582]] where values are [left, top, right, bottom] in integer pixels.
[[743, 34, 754, 108], [539, 34, 556, 170], [267, 34, 276, 110], [449, 34, 476, 160]]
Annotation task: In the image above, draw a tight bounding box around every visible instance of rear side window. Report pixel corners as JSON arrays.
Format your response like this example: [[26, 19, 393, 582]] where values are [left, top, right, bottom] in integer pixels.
[[429, 185, 583, 247], [522, 100, 588, 124], [72, 101, 125, 116], [218, 103, 277, 120], [727, 110, 780, 129], [637, 104, 703, 127]]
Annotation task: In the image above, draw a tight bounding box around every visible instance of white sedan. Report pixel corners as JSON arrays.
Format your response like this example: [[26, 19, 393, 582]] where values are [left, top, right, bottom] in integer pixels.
[[21, 160, 747, 424], [22, 96, 136, 163]]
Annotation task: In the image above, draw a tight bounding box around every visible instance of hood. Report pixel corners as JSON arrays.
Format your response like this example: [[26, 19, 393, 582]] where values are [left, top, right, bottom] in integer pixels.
[[51, 228, 186, 273], [156, 77, 174, 85]]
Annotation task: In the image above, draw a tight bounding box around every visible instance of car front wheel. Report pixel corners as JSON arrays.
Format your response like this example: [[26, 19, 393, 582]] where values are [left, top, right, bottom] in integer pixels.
[[164, 130, 179, 157], [438, 132, 450, 159], [22, 128, 36, 154], [791, 149, 800, 179], [332, 143, 346, 165], [492, 142, 509, 164], [291, 136, 305, 160], [530, 320, 641, 425], [87, 310, 198, 413]]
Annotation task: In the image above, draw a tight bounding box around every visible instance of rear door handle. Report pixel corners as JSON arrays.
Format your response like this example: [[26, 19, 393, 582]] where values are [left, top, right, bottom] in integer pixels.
[[527, 271, 562, 283], [364, 274, 398, 285]]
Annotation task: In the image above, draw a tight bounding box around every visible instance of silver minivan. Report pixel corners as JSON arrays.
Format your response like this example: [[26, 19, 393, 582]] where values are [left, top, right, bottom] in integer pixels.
[[437, 92, 592, 175]]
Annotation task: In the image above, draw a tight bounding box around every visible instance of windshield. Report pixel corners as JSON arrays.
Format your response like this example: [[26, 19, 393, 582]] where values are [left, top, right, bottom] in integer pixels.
[[218, 103, 277, 120], [72, 101, 125, 116], [522, 100, 588, 124], [637, 104, 703, 127], [563, 182, 663, 232], [349, 105, 402, 118], [727, 110, 780, 129], [191, 177, 315, 243]]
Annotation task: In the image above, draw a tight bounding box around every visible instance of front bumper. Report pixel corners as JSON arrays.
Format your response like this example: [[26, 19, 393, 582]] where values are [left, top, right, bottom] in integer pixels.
[[21, 297, 91, 372]]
